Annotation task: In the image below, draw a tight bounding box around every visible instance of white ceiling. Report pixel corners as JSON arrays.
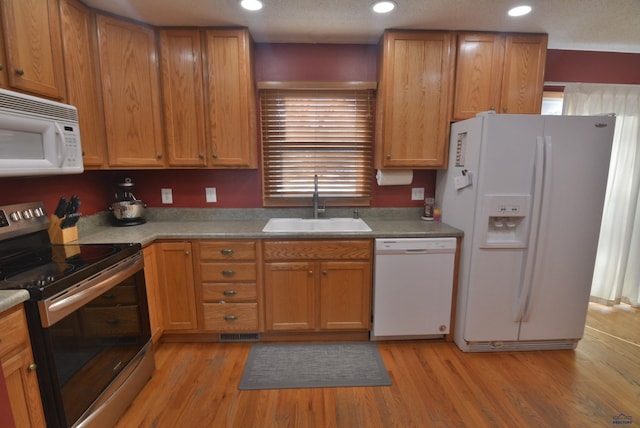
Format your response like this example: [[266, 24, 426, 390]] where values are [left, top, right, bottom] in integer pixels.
[[82, 0, 640, 53]]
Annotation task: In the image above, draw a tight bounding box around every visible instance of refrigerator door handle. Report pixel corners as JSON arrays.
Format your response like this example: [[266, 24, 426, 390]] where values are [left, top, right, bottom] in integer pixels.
[[514, 137, 545, 322], [522, 137, 554, 321]]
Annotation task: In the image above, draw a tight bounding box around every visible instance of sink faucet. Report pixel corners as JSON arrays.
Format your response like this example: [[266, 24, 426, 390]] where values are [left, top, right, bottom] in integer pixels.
[[312, 175, 325, 219]]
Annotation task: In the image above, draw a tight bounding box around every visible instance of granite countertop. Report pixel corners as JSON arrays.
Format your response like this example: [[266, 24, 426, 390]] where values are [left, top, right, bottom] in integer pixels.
[[77, 207, 463, 245], [0, 290, 30, 313]]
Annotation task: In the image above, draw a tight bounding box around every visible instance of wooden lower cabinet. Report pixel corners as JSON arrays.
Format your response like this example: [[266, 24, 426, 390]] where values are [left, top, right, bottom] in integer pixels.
[[155, 241, 198, 331], [143, 245, 163, 343], [195, 240, 261, 332], [0, 305, 46, 428], [263, 240, 372, 332]]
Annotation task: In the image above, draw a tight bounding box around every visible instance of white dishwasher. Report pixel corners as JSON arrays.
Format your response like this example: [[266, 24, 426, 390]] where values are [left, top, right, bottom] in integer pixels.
[[372, 237, 457, 340]]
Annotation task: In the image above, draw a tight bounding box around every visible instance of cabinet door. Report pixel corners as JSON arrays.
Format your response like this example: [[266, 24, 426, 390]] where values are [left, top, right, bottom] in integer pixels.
[[0, 0, 66, 99], [203, 29, 257, 168], [143, 244, 163, 342], [499, 34, 547, 115], [96, 14, 165, 167], [2, 348, 45, 428], [376, 31, 454, 168], [0, 306, 45, 428], [319, 261, 371, 330], [59, 0, 107, 168], [159, 29, 207, 167], [264, 262, 315, 331], [452, 33, 505, 121], [156, 242, 198, 331]]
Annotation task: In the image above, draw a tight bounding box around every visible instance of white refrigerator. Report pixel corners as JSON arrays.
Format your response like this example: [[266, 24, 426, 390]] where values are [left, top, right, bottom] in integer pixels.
[[436, 113, 615, 352]]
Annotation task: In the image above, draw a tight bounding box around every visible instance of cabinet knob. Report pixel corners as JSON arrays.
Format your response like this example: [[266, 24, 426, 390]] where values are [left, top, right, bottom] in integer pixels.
[[0, 64, 3, 71], [185, 251, 190, 255], [15, 68, 24, 76], [220, 248, 235, 256], [322, 271, 328, 276], [222, 269, 236, 276], [386, 155, 391, 160], [223, 290, 237, 296], [308, 270, 313, 275], [28, 363, 37, 372], [212, 153, 218, 159], [503, 107, 508, 113], [199, 153, 204, 159], [489, 106, 496, 111], [224, 315, 238, 321]]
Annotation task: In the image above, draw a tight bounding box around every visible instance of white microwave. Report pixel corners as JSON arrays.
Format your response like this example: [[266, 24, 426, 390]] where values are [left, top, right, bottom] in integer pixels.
[[0, 88, 83, 177]]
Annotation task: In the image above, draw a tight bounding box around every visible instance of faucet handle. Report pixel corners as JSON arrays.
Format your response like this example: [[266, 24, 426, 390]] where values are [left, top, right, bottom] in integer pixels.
[[352, 209, 359, 219]]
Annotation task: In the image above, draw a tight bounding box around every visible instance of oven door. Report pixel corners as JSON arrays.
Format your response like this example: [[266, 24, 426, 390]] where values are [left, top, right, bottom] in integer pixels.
[[26, 252, 153, 427]]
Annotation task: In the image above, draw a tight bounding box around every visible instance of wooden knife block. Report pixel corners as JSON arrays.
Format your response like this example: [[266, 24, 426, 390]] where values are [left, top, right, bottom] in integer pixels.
[[48, 215, 78, 245]]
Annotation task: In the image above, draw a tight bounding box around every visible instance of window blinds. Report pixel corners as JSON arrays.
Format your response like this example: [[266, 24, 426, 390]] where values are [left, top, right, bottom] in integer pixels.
[[260, 88, 374, 206]]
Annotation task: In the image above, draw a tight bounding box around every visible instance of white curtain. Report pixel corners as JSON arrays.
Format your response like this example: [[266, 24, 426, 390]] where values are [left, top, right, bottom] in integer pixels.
[[563, 83, 640, 307]]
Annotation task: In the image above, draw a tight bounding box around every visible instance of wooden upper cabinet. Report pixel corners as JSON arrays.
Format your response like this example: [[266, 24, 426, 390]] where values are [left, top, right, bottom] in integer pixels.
[[159, 28, 257, 169], [500, 34, 548, 115], [453, 32, 547, 120], [0, 0, 66, 99], [96, 14, 165, 168], [203, 29, 257, 168], [159, 29, 207, 167], [375, 30, 455, 169], [58, 0, 107, 168]]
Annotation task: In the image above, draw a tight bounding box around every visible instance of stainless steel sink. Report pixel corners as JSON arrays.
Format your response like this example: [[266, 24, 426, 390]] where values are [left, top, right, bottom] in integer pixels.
[[262, 217, 372, 233]]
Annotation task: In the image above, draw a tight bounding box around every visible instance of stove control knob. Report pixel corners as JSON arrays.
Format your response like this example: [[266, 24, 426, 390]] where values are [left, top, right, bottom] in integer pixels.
[[22, 209, 33, 219], [9, 211, 22, 222], [33, 207, 45, 217]]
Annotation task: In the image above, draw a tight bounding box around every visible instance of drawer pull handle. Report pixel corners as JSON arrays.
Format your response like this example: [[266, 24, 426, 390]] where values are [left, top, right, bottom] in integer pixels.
[[102, 293, 116, 300], [28, 363, 37, 372], [106, 319, 120, 325], [224, 315, 238, 321], [222, 269, 236, 276], [220, 248, 234, 255], [223, 290, 237, 296]]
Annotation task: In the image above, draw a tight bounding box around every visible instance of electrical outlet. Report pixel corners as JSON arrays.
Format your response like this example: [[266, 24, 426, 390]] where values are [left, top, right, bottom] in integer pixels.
[[205, 187, 217, 203], [161, 188, 173, 204], [411, 187, 425, 201]]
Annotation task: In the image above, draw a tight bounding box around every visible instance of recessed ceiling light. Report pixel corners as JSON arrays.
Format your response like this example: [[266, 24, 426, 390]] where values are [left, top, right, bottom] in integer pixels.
[[240, 0, 263, 11], [372, 1, 396, 14], [508, 5, 532, 17]]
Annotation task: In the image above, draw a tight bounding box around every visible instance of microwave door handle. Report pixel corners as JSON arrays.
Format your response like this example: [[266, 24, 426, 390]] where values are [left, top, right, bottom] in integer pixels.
[[54, 123, 67, 167]]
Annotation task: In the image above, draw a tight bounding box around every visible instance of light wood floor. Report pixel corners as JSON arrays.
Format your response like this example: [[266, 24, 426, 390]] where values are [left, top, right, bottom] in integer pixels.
[[117, 305, 640, 427]]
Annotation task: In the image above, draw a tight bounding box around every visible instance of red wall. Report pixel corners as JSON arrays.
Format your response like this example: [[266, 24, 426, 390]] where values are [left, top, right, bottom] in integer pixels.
[[0, 46, 638, 216]]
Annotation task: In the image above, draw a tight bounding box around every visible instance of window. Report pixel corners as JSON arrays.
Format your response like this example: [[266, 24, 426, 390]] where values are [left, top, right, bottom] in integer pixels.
[[259, 84, 375, 206]]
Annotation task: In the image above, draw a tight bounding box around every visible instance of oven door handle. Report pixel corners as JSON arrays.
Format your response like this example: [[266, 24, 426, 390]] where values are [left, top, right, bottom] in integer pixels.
[[39, 252, 143, 327]]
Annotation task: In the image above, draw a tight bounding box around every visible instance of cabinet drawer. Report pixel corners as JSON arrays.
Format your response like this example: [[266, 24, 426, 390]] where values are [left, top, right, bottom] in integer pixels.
[[199, 241, 256, 260], [0, 306, 29, 358], [264, 240, 372, 261], [79, 306, 141, 336], [202, 284, 257, 302], [203, 303, 258, 331], [200, 262, 256, 282]]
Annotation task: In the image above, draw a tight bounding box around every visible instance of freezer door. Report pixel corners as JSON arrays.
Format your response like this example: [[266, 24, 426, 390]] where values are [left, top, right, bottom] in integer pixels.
[[463, 114, 544, 342], [518, 115, 615, 341]]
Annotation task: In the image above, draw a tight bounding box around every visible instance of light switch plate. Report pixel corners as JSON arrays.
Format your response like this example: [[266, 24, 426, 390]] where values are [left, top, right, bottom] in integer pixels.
[[205, 187, 217, 203], [411, 187, 425, 201], [161, 188, 173, 204]]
